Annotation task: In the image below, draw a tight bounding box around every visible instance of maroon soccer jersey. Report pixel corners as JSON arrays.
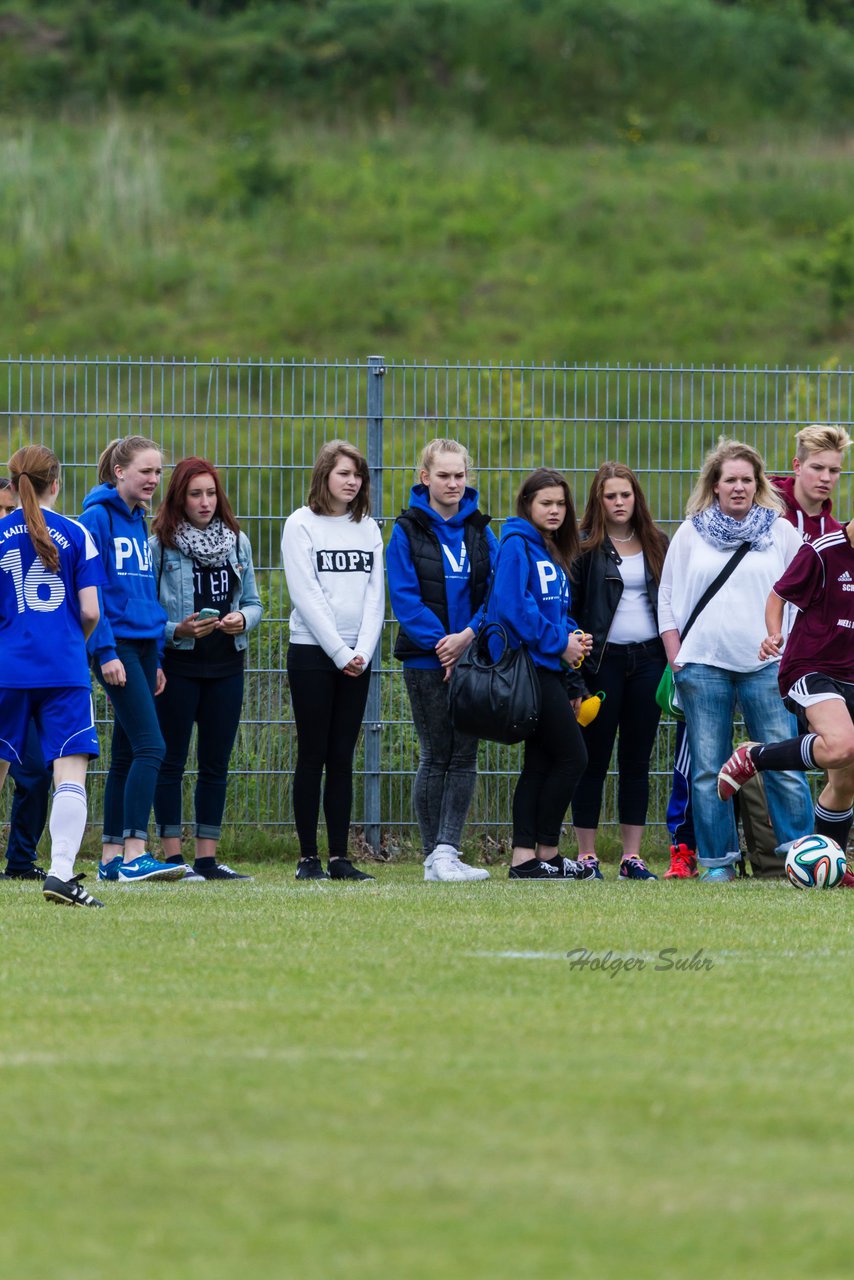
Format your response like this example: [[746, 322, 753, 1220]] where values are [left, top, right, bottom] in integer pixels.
[[775, 528, 854, 693]]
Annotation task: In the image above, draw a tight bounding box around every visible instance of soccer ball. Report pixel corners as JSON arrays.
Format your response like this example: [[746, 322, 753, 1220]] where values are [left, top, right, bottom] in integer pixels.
[[785, 834, 847, 890]]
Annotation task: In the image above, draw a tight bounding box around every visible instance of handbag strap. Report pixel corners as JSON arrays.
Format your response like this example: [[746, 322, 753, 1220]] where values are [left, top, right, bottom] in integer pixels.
[[680, 540, 752, 643]]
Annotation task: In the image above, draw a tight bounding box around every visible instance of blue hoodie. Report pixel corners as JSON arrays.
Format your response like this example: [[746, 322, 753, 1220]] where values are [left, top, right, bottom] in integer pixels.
[[79, 483, 167, 665], [485, 517, 577, 669], [387, 485, 499, 669]]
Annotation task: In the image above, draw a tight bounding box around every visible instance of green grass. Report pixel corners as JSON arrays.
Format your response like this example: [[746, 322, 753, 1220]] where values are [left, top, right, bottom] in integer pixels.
[[3, 858, 852, 1278], [3, 111, 854, 366]]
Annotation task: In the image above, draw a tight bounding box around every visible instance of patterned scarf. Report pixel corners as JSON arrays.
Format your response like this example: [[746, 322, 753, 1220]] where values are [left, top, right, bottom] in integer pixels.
[[691, 501, 778, 552], [173, 517, 236, 567]]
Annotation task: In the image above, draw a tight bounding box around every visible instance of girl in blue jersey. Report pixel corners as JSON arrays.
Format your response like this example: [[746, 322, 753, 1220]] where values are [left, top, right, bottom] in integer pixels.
[[486, 468, 592, 881], [79, 436, 184, 884], [0, 446, 104, 907], [387, 439, 497, 882]]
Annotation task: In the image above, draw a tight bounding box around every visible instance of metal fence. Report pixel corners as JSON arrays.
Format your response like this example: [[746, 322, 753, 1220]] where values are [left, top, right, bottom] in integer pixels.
[[3, 355, 854, 848]]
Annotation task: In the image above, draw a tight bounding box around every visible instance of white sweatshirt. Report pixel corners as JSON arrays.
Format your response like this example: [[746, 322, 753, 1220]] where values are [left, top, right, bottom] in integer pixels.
[[658, 517, 802, 673], [281, 506, 385, 669]]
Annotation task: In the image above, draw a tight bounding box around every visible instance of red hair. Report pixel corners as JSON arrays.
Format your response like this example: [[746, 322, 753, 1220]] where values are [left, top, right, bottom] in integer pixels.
[[151, 457, 239, 548]]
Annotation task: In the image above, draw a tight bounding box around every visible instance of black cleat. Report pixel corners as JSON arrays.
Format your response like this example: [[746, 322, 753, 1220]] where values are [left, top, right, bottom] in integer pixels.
[[3, 865, 48, 881], [43, 874, 105, 908]]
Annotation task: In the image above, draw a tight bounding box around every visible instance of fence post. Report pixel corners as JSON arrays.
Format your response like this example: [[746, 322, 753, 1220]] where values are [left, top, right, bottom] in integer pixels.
[[364, 354, 386, 854]]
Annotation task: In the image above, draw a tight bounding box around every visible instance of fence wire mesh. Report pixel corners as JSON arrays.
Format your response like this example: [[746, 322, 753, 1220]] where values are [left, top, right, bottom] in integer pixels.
[[3, 355, 853, 846]]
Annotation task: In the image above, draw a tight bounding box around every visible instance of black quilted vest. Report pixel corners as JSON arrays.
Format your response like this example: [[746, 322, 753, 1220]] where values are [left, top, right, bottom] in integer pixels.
[[393, 507, 493, 660]]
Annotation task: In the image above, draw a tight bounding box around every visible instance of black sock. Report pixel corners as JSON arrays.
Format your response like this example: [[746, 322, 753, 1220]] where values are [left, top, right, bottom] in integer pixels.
[[165, 854, 185, 865], [814, 803, 853, 850], [193, 856, 216, 869], [751, 735, 818, 772]]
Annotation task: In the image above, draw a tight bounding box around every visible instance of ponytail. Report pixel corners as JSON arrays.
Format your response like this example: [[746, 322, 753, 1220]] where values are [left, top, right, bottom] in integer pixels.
[[98, 435, 160, 486], [8, 446, 60, 573]]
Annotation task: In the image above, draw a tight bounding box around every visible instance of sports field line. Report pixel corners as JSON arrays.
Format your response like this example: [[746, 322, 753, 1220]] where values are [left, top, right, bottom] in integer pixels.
[[0, 1046, 371, 1069]]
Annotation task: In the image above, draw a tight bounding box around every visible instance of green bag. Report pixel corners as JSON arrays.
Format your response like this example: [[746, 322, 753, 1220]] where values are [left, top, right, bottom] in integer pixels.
[[655, 664, 683, 721]]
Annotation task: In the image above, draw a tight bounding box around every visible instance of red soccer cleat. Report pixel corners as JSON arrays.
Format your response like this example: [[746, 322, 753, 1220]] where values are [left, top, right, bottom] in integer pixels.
[[717, 743, 759, 801]]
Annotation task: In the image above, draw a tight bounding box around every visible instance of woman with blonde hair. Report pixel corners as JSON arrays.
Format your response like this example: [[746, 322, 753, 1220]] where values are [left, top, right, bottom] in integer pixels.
[[79, 435, 184, 884], [387, 438, 497, 881], [658, 438, 813, 881], [282, 440, 385, 880], [0, 447, 104, 906]]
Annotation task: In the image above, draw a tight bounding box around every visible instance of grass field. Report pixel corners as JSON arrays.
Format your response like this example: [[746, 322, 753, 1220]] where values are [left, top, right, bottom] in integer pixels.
[[3, 857, 852, 1279]]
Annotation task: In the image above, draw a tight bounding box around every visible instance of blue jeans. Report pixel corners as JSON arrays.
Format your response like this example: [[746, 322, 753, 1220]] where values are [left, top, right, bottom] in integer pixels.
[[95, 639, 166, 844], [4, 719, 51, 872], [675, 662, 814, 869]]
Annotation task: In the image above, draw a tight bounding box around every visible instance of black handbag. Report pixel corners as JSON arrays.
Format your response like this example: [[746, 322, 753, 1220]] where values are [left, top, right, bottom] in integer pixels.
[[449, 622, 541, 745]]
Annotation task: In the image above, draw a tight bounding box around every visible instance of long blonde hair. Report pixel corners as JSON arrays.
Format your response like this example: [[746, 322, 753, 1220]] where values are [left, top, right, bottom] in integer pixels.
[[686, 438, 783, 516], [8, 445, 61, 572]]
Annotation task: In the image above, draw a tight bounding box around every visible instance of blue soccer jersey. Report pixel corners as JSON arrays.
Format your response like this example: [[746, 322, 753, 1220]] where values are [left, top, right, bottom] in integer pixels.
[[0, 506, 106, 689]]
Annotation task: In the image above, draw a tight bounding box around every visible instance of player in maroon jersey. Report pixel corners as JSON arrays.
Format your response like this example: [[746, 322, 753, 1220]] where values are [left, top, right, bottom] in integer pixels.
[[717, 522, 854, 880]]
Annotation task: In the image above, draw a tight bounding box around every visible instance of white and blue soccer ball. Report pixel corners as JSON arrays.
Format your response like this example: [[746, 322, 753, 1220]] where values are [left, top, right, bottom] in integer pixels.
[[785, 834, 847, 890]]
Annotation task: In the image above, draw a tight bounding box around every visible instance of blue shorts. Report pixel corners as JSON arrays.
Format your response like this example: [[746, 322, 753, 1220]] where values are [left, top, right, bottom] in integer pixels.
[[0, 687, 99, 765]]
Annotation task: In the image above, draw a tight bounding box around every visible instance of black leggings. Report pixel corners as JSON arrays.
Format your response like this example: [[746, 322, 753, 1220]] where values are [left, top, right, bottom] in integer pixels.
[[287, 645, 371, 858], [512, 668, 588, 849], [571, 638, 665, 830]]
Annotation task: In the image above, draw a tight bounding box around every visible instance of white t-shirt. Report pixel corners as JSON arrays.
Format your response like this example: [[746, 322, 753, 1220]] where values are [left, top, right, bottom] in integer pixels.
[[281, 506, 385, 669], [658, 516, 802, 673], [607, 552, 658, 644]]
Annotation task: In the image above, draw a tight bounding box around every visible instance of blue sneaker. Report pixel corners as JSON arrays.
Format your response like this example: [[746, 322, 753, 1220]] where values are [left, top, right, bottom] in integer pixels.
[[117, 854, 186, 883], [98, 856, 122, 882], [700, 865, 737, 883], [619, 856, 658, 880], [578, 855, 604, 880]]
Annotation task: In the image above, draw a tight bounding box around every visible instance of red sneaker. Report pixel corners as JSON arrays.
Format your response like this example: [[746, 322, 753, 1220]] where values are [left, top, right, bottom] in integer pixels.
[[717, 742, 759, 800], [664, 844, 698, 879], [838, 867, 854, 889]]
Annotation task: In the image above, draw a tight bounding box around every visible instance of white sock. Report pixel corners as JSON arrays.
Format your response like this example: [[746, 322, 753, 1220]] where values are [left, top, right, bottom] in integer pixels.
[[48, 782, 88, 882]]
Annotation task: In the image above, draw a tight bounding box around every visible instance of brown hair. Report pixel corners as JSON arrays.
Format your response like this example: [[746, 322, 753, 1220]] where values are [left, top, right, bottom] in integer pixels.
[[686, 438, 784, 516], [579, 462, 668, 584], [151, 457, 239, 548], [308, 440, 371, 521], [515, 468, 579, 571], [8, 445, 61, 572], [97, 435, 161, 486]]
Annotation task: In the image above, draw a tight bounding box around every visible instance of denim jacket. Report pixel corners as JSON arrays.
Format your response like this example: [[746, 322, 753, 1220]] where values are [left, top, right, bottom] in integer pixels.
[[149, 531, 263, 651]]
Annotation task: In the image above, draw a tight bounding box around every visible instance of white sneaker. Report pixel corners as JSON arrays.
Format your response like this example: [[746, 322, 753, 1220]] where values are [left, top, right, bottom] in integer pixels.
[[424, 844, 490, 882]]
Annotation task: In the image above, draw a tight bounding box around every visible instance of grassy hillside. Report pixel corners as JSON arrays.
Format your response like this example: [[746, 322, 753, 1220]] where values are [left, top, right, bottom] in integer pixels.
[[1, 111, 853, 365]]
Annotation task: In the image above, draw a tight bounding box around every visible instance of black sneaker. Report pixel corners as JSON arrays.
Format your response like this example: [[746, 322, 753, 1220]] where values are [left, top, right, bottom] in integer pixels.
[[3, 865, 47, 881], [43, 874, 105, 908], [546, 856, 597, 880], [195, 862, 253, 882], [328, 858, 375, 881], [295, 856, 330, 881], [508, 858, 566, 881]]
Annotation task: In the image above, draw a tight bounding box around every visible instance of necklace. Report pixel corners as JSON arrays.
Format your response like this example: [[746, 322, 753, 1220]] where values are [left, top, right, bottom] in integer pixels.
[[609, 528, 636, 543]]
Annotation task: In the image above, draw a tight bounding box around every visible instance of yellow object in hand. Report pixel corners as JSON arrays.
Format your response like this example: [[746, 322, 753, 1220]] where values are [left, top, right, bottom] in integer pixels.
[[577, 691, 605, 727]]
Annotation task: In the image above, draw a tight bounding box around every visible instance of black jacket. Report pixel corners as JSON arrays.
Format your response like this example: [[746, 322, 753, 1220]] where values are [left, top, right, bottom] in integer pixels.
[[570, 533, 664, 678]]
